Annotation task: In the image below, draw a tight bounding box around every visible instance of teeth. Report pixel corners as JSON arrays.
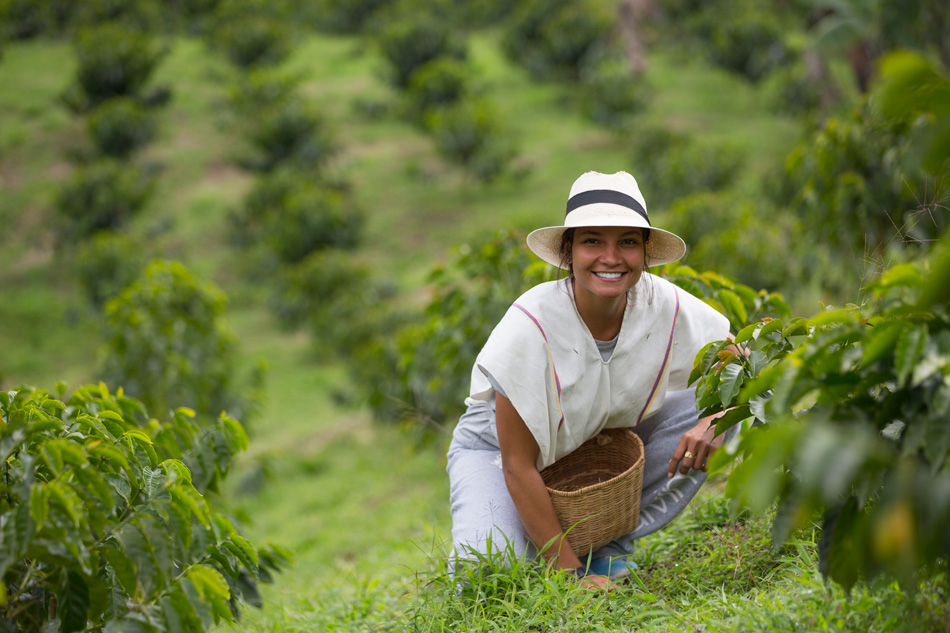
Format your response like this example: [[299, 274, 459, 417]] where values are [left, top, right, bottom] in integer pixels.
[[596, 272, 623, 279]]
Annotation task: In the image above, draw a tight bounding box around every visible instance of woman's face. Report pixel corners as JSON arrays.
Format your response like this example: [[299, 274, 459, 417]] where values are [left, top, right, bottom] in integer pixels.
[[568, 226, 645, 305]]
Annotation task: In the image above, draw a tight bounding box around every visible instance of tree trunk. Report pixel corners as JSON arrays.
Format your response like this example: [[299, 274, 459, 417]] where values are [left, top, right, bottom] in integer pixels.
[[618, 0, 653, 75]]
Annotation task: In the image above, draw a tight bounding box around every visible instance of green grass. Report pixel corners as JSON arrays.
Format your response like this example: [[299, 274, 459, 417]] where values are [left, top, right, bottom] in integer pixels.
[[3, 25, 944, 633]]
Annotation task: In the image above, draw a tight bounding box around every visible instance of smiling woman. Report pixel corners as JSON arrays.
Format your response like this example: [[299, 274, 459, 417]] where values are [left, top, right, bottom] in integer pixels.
[[446, 171, 736, 590]]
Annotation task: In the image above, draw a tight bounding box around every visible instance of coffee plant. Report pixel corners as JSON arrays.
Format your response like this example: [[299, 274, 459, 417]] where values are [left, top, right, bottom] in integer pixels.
[[425, 100, 516, 183], [75, 231, 149, 309], [691, 236, 950, 590], [0, 383, 289, 632], [502, 0, 612, 82], [101, 260, 259, 423], [54, 160, 154, 243], [87, 97, 157, 159], [377, 15, 464, 89], [62, 22, 167, 113]]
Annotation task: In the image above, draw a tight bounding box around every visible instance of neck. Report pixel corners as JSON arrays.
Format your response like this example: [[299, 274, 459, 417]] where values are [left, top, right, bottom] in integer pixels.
[[572, 282, 627, 340]]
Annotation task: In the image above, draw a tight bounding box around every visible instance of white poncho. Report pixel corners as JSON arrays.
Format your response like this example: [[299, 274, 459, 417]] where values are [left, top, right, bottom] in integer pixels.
[[468, 275, 730, 469]]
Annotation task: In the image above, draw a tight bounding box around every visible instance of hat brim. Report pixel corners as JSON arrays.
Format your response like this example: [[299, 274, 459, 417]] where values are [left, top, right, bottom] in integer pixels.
[[527, 224, 687, 269]]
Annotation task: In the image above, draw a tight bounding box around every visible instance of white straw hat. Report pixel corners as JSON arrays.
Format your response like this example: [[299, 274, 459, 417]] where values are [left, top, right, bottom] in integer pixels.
[[526, 171, 686, 269]]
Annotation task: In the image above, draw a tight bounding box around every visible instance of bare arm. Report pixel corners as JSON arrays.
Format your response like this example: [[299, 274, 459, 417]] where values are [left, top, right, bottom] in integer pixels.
[[495, 393, 584, 571]]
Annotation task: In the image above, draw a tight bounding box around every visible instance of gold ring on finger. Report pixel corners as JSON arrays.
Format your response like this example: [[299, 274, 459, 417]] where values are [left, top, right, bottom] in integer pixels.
[[684, 451, 694, 460]]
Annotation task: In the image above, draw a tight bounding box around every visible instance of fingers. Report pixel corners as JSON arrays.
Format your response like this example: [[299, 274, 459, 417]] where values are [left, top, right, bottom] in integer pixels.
[[668, 436, 715, 478]]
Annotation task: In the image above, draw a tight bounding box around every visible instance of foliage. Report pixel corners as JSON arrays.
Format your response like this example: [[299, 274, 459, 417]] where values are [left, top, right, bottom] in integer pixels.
[[0, 383, 290, 632], [227, 67, 302, 116], [425, 100, 517, 183], [270, 250, 396, 358], [229, 171, 363, 265], [778, 102, 945, 269], [404, 56, 471, 122], [87, 97, 158, 158], [0, 0, 46, 39], [696, 0, 791, 83], [377, 15, 465, 89], [212, 14, 292, 68], [75, 230, 149, 309], [692, 238, 950, 590], [875, 50, 950, 175], [238, 98, 336, 173], [101, 260, 259, 423], [664, 192, 799, 293], [54, 160, 155, 242], [355, 230, 551, 429], [629, 125, 745, 209], [314, 0, 392, 33], [576, 56, 648, 129], [62, 22, 167, 113], [502, 0, 612, 82]]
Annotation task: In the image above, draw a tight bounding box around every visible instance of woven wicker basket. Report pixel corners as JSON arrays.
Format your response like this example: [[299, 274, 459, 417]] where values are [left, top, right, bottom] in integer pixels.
[[539, 428, 645, 555]]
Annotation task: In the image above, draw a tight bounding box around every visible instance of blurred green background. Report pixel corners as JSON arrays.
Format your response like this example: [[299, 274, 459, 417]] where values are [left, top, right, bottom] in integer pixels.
[[1, 0, 948, 630]]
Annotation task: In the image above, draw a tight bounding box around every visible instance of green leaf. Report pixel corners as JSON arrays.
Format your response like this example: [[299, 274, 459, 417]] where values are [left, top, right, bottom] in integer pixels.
[[718, 289, 748, 326], [735, 322, 760, 345], [58, 570, 89, 633], [186, 564, 232, 623], [29, 484, 49, 529], [719, 363, 744, 408], [102, 543, 138, 597], [713, 405, 751, 436], [160, 459, 193, 485], [895, 325, 927, 386], [860, 322, 902, 368], [47, 480, 83, 528], [143, 466, 164, 499], [169, 485, 210, 527], [758, 318, 784, 339]]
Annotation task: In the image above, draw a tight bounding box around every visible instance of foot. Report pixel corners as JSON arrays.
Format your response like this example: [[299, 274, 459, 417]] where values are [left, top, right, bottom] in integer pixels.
[[585, 556, 638, 580]]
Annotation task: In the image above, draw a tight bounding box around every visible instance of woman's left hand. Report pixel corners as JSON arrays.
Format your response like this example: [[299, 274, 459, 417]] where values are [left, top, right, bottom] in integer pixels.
[[667, 411, 726, 478]]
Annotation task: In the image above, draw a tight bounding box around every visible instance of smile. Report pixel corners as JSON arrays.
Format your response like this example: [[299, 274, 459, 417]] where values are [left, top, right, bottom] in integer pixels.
[[594, 272, 625, 279]]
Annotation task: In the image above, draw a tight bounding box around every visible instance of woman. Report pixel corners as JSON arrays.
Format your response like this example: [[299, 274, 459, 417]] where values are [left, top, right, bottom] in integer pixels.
[[446, 171, 735, 590]]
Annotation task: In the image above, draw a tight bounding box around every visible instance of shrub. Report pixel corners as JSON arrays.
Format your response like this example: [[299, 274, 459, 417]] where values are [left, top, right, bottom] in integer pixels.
[[228, 66, 302, 116], [62, 22, 167, 112], [240, 99, 336, 173], [404, 56, 470, 121], [378, 15, 464, 88], [316, 0, 392, 33], [503, 0, 612, 81], [697, 1, 790, 83], [778, 103, 943, 261], [0, 0, 45, 39], [265, 184, 364, 264], [75, 230, 148, 308], [87, 96, 157, 158], [101, 260, 256, 421], [271, 250, 395, 357], [577, 56, 648, 128], [0, 383, 289, 632], [426, 100, 516, 182], [230, 171, 363, 264], [693, 238, 950, 590], [663, 191, 798, 292], [213, 14, 292, 68], [629, 126, 744, 209], [55, 159, 154, 242], [354, 230, 550, 428]]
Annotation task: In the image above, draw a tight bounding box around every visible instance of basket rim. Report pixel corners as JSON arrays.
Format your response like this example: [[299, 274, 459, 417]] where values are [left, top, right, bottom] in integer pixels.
[[544, 430, 644, 498]]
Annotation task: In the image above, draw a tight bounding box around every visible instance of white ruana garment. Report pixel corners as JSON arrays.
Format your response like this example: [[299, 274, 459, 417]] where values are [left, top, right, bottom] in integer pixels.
[[467, 274, 730, 470]]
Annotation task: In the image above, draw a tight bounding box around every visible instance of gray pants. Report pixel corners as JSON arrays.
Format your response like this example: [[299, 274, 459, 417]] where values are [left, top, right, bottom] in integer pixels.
[[446, 389, 725, 562]]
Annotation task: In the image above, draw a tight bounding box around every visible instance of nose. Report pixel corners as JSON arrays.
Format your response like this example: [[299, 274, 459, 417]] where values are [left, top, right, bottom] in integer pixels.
[[602, 241, 621, 264]]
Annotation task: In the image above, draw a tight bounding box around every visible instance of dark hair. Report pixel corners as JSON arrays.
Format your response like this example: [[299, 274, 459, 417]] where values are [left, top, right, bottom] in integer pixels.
[[557, 227, 652, 275]]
